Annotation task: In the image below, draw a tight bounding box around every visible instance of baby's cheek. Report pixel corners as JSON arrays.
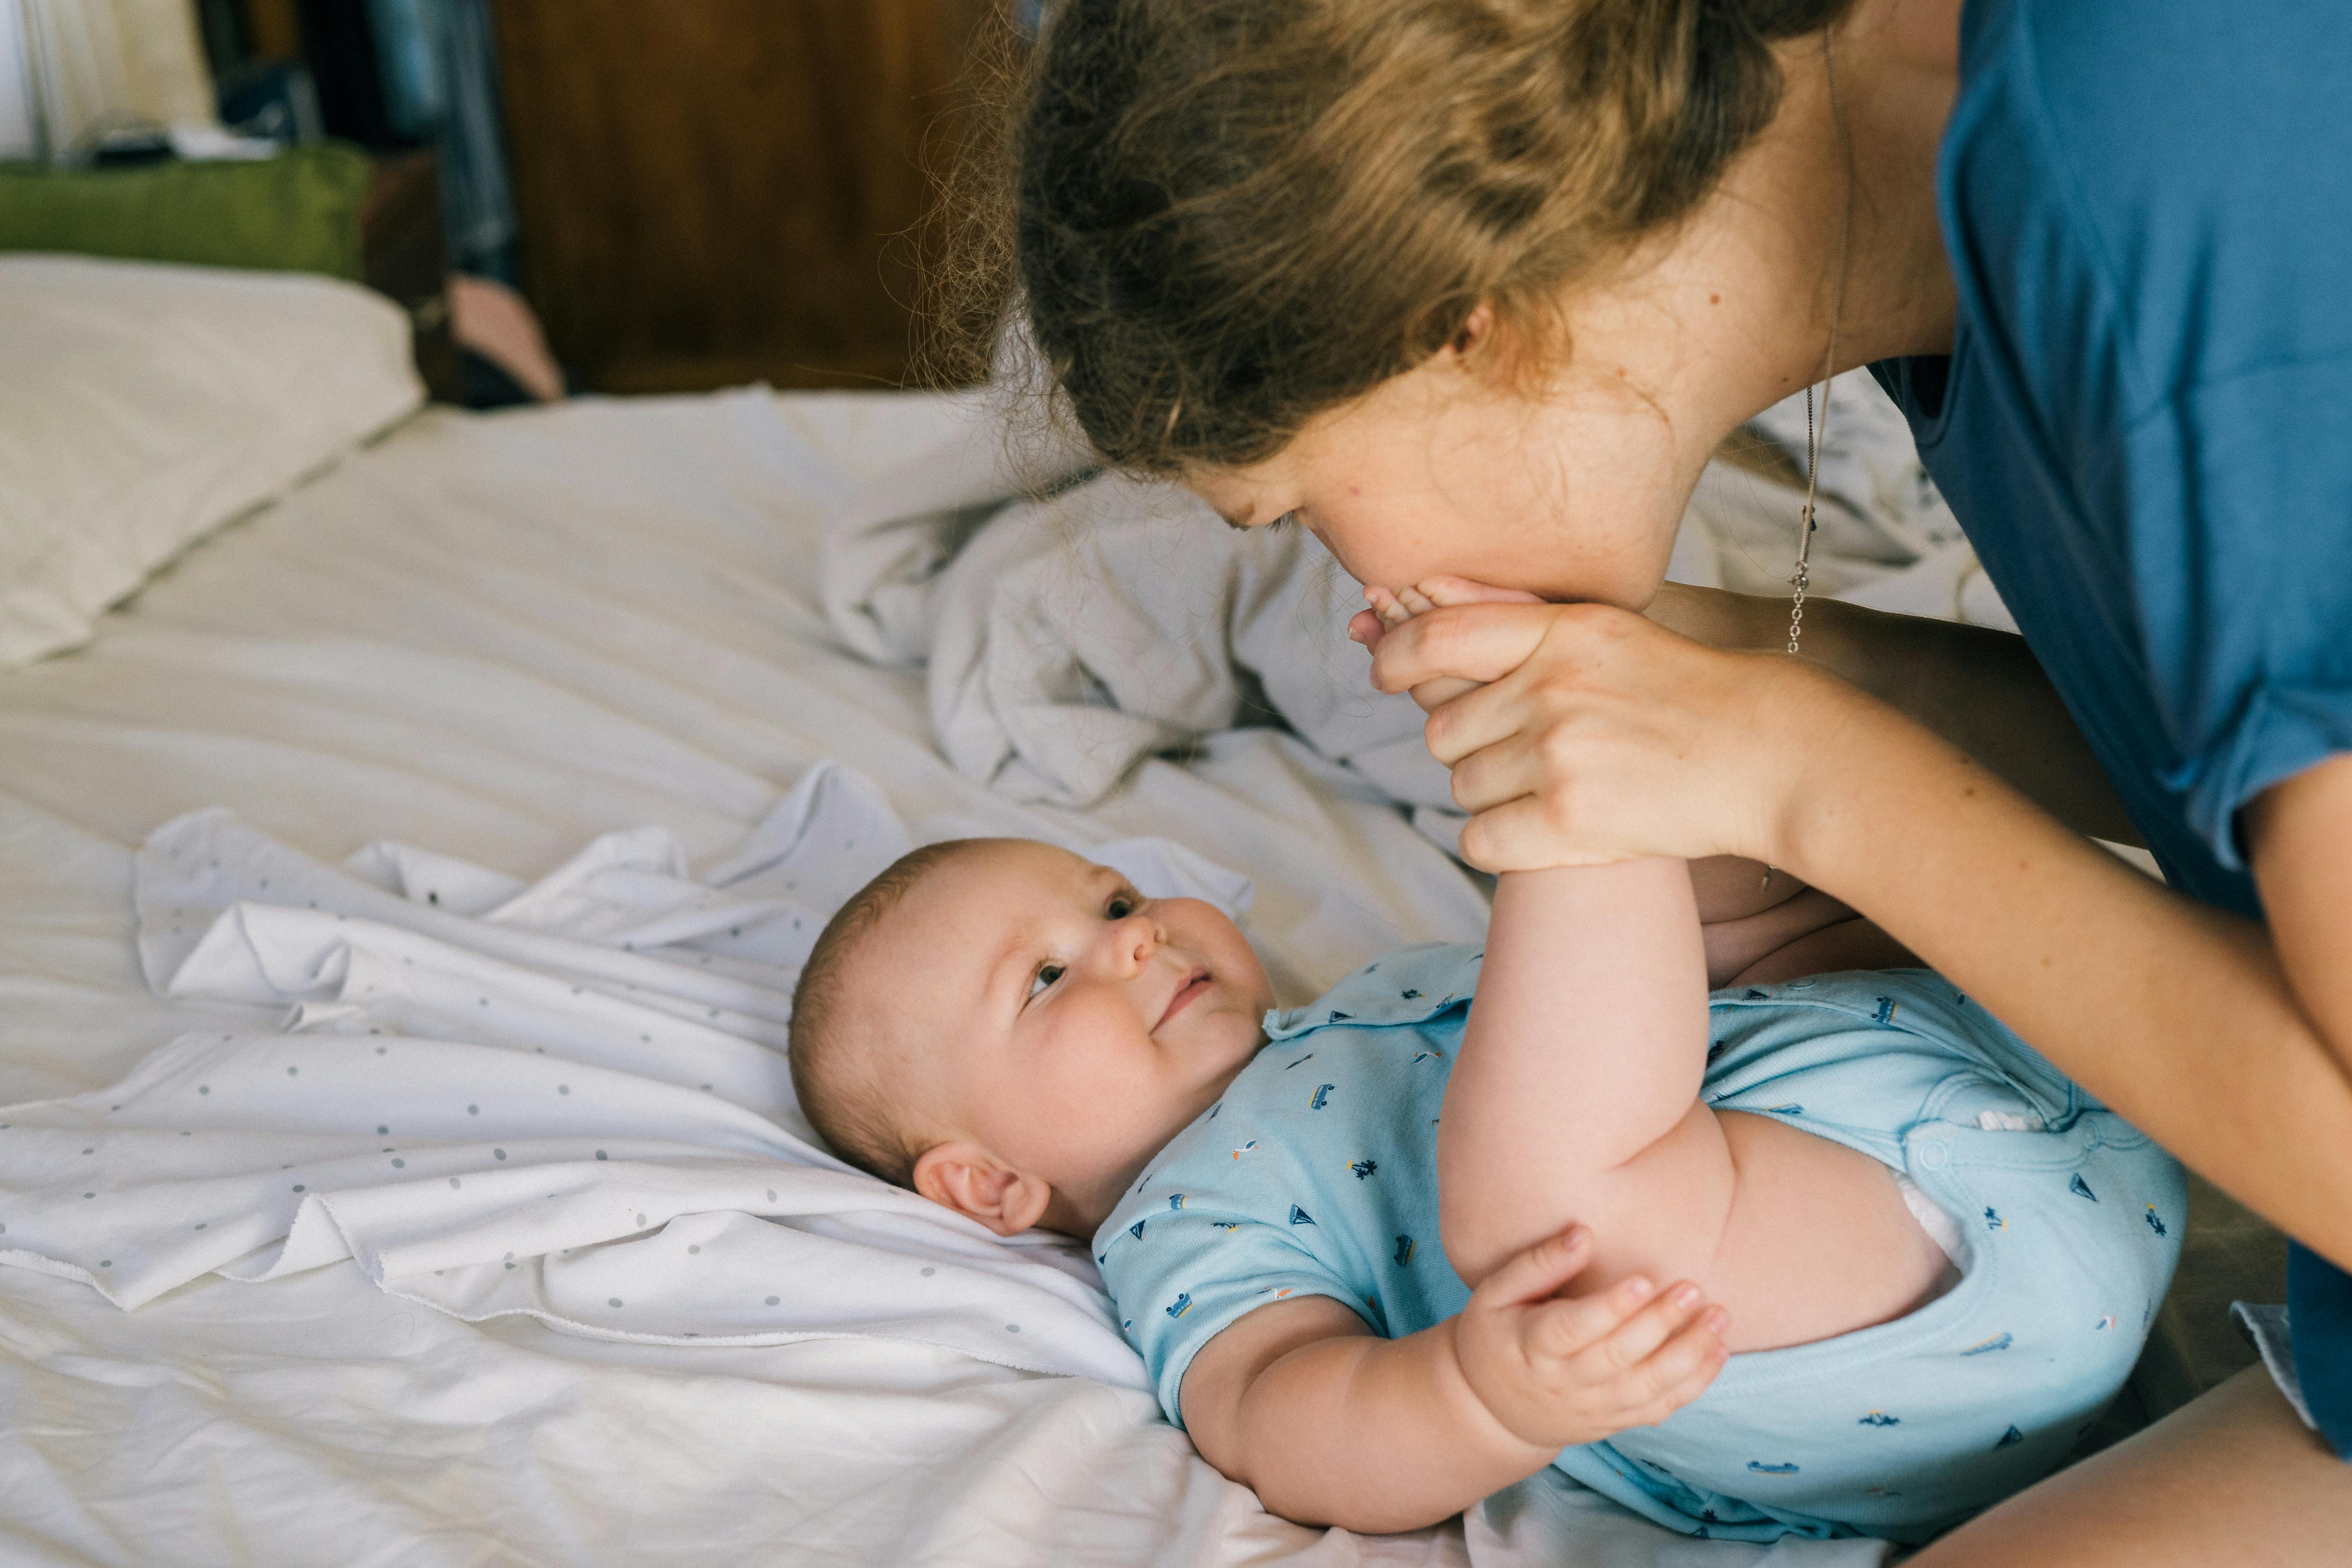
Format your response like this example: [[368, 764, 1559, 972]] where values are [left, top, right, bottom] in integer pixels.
[[1042, 999, 1167, 1119]]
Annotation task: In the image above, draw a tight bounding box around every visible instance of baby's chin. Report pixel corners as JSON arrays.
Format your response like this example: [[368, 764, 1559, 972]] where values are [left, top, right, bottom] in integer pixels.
[[1194, 1013, 1270, 1100], [1183, 984, 1271, 1065]]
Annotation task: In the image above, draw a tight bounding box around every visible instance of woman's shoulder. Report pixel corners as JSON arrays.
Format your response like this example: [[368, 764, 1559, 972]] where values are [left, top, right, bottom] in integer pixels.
[[1953, 0, 2350, 226], [1943, 0, 2352, 419]]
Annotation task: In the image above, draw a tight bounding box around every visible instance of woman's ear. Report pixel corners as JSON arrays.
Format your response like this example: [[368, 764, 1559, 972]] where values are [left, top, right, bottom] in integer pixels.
[[912, 1141, 1054, 1236], [1446, 301, 1496, 359]]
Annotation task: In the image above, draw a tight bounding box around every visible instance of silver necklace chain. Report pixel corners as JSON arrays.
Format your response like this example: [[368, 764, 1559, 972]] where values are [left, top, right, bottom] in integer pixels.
[[1760, 389, 1826, 895], [1764, 30, 1849, 891], [1787, 381, 1826, 656], [1788, 25, 1850, 662]]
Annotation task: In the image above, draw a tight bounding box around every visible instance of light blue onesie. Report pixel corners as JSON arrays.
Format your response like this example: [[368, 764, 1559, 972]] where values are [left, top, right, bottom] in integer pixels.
[[1096, 946, 2183, 1544]]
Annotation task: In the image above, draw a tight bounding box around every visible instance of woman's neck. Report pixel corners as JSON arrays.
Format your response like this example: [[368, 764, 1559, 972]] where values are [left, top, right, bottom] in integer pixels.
[[1632, 0, 1962, 443], [1813, 0, 1966, 367]]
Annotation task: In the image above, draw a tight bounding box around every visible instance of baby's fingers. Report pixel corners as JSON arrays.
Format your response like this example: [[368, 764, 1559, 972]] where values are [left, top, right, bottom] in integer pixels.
[[1534, 1277, 1708, 1370], [1501, 1268, 1663, 1367], [1610, 1310, 1732, 1429], [1474, 1225, 1599, 1309]]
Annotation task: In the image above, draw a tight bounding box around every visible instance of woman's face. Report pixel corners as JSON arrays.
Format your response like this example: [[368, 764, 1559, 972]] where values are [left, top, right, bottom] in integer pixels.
[[1186, 321, 1707, 611]]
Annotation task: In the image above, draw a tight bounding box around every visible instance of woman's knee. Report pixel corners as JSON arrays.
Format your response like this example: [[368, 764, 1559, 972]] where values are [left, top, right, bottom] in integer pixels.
[[1906, 1366, 2350, 1566]]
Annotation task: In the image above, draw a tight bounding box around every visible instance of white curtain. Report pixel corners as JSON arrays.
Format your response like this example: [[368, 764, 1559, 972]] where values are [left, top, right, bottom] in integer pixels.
[[14, 0, 216, 158], [0, 1, 37, 158]]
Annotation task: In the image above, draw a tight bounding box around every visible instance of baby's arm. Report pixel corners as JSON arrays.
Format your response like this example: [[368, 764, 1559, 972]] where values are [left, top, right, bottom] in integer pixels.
[[1179, 1228, 1726, 1534]]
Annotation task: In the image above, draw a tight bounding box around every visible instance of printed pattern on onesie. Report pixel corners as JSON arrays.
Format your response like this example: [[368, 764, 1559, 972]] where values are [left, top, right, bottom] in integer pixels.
[[1096, 952, 2183, 1546], [1095, 945, 1480, 1420]]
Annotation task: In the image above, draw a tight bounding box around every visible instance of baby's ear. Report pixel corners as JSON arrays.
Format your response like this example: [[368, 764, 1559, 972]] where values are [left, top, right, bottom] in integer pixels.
[[913, 1141, 1053, 1237]]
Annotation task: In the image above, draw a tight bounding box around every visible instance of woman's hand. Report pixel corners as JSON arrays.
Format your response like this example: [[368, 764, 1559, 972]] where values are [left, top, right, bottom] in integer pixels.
[[1367, 597, 1865, 873]]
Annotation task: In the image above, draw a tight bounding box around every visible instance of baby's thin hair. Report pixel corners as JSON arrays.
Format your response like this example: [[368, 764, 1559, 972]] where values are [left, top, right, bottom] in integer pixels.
[[789, 839, 999, 1188]]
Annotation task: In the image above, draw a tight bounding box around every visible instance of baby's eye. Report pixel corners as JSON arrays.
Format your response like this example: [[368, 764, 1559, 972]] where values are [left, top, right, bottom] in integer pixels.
[[1028, 962, 1065, 1000], [1106, 891, 1138, 920]]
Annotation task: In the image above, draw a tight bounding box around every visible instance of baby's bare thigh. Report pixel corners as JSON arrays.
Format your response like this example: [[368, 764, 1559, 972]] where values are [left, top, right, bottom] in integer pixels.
[[1732, 917, 1923, 987]]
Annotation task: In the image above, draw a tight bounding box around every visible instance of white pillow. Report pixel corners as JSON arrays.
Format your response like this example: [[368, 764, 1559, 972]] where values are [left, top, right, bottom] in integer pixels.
[[0, 254, 423, 665]]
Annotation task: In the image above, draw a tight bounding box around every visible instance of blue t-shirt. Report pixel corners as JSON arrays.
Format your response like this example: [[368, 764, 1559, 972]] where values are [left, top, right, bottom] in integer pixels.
[[1871, 0, 2352, 915], [1869, 0, 2352, 1455]]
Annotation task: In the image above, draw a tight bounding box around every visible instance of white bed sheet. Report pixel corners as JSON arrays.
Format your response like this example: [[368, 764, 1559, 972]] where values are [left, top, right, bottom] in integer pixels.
[[0, 390, 1887, 1566]]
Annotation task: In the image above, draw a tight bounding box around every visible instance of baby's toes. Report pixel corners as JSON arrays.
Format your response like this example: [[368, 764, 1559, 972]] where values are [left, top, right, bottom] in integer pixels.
[[1417, 574, 1546, 608], [1365, 585, 1416, 629]]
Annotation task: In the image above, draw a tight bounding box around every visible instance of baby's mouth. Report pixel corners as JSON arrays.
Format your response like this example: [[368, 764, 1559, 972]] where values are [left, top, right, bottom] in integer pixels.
[[1157, 968, 1214, 1031]]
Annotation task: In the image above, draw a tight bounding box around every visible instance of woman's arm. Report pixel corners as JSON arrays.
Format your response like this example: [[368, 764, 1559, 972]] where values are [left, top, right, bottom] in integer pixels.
[[1772, 692, 2352, 1270], [1179, 1230, 1727, 1534], [1370, 603, 2352, 1269], [1645, 584, 2144, 848], [2247, 753, 2352, 1084]]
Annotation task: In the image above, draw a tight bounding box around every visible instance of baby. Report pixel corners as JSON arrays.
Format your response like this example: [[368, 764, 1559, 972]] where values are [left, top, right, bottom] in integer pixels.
[[788, 622, 2182, 1546]]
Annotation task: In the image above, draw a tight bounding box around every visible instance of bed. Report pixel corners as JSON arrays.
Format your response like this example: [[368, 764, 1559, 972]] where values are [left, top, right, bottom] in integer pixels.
[[0, 256, 2280, 1566]]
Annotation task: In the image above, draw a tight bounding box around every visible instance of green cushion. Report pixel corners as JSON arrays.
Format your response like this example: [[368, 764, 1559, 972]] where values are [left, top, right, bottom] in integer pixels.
[[0, 143, 374, 281]]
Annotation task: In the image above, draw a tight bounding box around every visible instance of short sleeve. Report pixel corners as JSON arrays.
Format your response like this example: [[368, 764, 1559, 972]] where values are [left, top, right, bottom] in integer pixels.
[[1888, 0, 2352, 899], [2130, 356, 2352, 866], [1099, 1206, 1371, 1432]]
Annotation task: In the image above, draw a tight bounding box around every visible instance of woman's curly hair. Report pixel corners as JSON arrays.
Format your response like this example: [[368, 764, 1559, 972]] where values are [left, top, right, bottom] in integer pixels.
[[931, 0, 1853, 474]]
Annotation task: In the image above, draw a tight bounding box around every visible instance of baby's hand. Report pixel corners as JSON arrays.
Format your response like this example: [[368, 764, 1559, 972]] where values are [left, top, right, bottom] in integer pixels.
[[1348, 577, 1547, 713], [1453, 1226, 1728, 1451]]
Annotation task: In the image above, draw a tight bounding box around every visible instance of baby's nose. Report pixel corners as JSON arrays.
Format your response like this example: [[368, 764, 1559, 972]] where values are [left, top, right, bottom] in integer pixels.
[[1111, 914, 1161, 970]]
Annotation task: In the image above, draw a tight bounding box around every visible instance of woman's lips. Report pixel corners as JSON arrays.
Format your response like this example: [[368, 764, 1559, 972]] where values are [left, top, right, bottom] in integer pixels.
[[1158, 970, 1213, 1030]]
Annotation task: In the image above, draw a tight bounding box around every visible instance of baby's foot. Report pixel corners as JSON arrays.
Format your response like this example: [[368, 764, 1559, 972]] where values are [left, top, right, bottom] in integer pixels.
[[1407, 575, 1546, 612], [1355, 576, 1545, 645]]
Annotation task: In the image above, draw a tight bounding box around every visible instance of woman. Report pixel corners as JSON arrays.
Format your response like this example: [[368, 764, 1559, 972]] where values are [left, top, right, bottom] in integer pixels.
[[1001, 0, 2352, 1559]]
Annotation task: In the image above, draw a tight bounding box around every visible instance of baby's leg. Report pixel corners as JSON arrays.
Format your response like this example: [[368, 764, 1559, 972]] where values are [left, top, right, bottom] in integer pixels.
[[1721, 909, 1924, 986]]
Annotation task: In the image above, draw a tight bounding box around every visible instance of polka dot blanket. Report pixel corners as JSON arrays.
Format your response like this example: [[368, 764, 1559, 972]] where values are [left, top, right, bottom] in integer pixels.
[[0, 760, 1248, 1390]]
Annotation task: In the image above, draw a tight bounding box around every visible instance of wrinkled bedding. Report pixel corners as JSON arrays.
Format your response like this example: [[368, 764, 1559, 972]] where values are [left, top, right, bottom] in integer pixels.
[[0, 387, 1895, 1565]]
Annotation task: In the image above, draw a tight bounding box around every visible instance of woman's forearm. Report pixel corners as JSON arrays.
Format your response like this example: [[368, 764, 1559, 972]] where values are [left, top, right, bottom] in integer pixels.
[[1772, 695, 2352, 1270], [1648, 585, 2143, 847], [1227, 1317, 1554, 1533]]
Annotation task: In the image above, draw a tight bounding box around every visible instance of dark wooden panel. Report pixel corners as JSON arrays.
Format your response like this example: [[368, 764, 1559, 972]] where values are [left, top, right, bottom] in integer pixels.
[[361, 150, 463, 402], [239, 0, 303, 60], [493, 0, 993, 393]]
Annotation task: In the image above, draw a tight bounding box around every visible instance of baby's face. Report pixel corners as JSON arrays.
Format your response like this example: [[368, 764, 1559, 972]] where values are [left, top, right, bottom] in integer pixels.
[[866, 841, 1272, 1233]]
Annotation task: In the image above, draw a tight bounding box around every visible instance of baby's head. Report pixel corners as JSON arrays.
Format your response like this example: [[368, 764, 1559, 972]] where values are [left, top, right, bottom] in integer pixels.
[[789, 839, 1273, 1238]]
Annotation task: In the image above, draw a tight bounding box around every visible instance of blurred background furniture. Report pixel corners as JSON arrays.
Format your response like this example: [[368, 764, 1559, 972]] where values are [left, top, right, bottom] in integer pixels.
[[489, 0, 996, 393], [6, 0, 1010, 397], [0, 143, 463, 396]]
